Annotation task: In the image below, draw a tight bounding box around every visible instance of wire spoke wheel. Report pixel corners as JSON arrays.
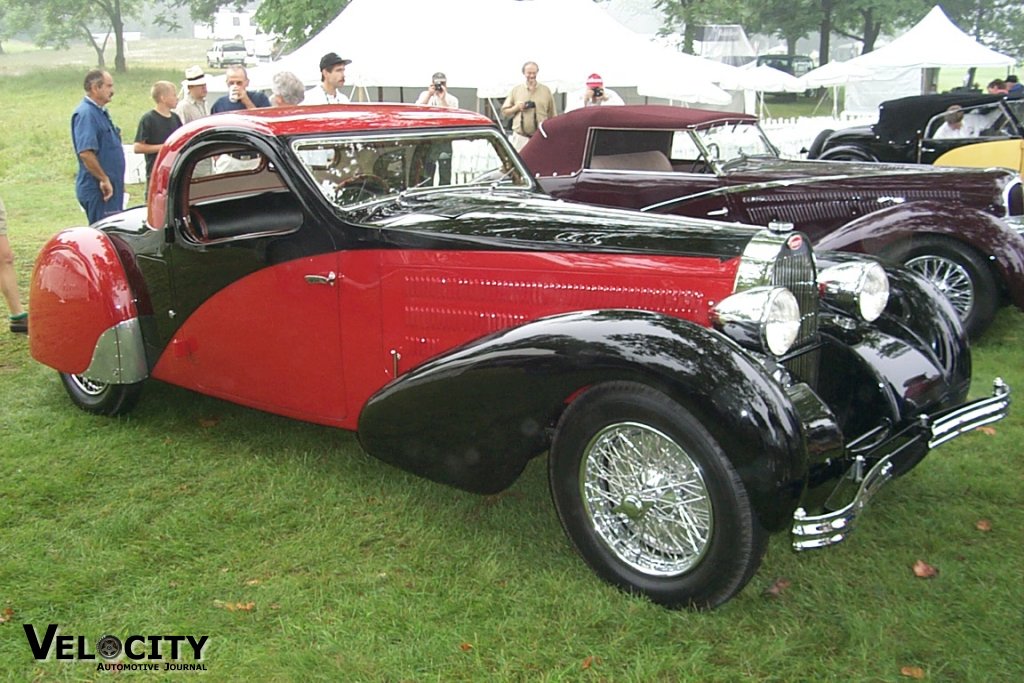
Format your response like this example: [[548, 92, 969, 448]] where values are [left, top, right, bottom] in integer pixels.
[[581, 422, 713, 576], [905, 254, 974, 320]]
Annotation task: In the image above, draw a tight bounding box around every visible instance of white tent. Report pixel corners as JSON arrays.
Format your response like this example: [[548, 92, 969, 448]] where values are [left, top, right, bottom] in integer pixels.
[[237, 0, 735, 106], [800, 5, 1015, 88]]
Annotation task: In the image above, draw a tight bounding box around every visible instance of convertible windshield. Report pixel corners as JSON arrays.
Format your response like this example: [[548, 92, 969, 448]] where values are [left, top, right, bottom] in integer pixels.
[[690, 122, 777, 163], [292, 129, 531, 209]]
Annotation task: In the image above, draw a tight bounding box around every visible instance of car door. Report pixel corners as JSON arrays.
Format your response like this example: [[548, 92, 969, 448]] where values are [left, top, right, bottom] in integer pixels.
[[151, 140, 349, 425]]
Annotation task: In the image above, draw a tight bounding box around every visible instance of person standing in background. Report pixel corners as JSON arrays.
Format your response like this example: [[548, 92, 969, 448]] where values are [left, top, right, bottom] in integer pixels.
[[175, 66, 210, 124], [133, 81, 182, 193], [501, 61, 557, 151], [303, 53, 353, 105], [211, 66, 271, 113], [71, 69, 125, 224], [0, 196, 27, 334]]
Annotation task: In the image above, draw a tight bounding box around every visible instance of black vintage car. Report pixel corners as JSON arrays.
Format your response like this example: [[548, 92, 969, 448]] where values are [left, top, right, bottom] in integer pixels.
[[807, 93, 1024, 174]]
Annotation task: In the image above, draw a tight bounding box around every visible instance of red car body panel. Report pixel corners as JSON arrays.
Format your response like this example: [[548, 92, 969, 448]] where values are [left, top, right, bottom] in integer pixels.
[[148, 247, 739, 429], [29, 228, 140, 374]]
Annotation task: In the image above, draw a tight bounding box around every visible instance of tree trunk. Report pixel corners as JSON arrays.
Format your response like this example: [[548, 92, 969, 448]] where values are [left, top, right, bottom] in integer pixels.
[[112, 0, 126, 73], [860, 8, 879, 54], [818, 0, 833, 66], [81, 22, 108, 68]]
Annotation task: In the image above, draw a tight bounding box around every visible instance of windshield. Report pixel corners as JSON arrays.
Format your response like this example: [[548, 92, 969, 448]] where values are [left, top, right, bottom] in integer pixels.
[[291, 129, 531, 210], [690, 121, 777, 164]]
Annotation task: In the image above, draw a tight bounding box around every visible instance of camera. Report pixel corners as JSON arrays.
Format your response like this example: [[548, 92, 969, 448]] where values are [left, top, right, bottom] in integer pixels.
[[433, 79, 446, 91], [592, 87, 604, 98], [523, 100, 536, 109]]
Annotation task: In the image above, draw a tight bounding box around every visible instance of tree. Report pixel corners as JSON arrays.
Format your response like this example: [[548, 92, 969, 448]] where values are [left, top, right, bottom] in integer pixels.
[[9, 0, 141, 72], [174, 0, 350, 51]]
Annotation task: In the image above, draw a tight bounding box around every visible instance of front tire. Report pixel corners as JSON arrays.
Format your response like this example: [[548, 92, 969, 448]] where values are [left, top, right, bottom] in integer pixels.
[[898, 236, 998, 338], [818, 145, 878, 162], [549, 382, 767, 610], [59, 372, 143, 416]]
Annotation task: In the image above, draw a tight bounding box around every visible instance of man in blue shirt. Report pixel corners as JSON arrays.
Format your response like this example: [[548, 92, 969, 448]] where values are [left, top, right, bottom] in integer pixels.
[[211, 66, 271, 113], [71, 70, 126, 224]]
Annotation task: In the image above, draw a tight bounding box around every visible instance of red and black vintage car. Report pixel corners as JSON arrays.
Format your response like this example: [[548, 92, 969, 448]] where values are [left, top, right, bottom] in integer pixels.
[[30, 106, 1009, 609], [519, 105, 1024, 337]]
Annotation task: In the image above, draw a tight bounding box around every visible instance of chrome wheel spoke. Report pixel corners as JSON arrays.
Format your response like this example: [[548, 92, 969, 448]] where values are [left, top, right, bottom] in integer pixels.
[[581, 422, 713, 576], [906, 255, 974, 319]]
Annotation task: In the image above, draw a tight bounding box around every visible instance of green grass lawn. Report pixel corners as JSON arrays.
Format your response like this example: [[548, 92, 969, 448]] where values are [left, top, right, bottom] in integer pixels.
[[1, 43, 1023, 682]]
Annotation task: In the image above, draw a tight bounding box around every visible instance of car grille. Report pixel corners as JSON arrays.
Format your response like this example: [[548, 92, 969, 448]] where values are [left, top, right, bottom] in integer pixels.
[[772, 235, 820, 386], [733, 230, 820, 386]]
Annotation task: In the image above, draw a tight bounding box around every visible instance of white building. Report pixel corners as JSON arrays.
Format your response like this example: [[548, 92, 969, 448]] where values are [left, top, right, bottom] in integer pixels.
[[193, 2, 261, 41]]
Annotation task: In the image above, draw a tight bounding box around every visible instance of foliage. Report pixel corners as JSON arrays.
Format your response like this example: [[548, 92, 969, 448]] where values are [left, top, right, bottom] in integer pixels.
[[655, 0, 1024, 62], [174, 0, 350, 50], [5, 0, 144, 72]]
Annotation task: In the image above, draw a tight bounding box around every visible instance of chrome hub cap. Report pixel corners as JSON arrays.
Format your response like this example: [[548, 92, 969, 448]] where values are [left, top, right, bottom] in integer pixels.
[[69, 374, 108, 397], [580, 422, 713, 576], [905, 255, 974, 320]]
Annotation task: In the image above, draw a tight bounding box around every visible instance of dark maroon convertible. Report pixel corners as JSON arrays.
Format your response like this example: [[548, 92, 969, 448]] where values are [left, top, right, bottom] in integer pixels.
[[520, 105, 1024, 337]]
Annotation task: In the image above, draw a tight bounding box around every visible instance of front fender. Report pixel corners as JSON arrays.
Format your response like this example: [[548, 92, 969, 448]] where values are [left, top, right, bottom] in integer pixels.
[[357, 309, 810, 531], [29, 227, 148, 383], [814, 200, 1024, 310]]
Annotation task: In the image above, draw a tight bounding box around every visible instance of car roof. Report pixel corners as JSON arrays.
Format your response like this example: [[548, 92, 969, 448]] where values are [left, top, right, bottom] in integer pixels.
[[521, 105, 755, 177], [173, 104, 496, 142], [875, 93, 1005, 142]]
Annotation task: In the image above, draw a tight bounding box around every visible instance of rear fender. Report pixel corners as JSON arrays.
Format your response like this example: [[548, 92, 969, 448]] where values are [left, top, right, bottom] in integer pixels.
[[357, 309, 810, 532], [29, 227, 147, 383], [814, 201, 1024, 309]]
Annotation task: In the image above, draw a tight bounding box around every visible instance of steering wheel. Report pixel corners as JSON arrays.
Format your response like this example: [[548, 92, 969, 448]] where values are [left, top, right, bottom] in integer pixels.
[[705, 142, 721, 160], [336, 174, 390, 203], [689, 160, 711, 174]]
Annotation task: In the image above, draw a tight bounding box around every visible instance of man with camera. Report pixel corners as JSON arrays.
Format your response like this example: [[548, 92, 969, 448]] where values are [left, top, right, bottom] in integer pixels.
[[501, 61, 557, 151], [565, 73, 625, 113], [415, 72, 459, 185], [416, 72, 459, 110]]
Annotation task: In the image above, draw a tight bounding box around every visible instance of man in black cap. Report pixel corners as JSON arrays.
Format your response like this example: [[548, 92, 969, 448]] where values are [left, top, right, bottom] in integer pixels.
[[302, 52, 353, 105]]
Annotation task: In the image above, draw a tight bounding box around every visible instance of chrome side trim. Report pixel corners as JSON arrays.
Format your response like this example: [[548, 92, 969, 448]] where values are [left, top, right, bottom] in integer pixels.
[[83, 318, 149, 385], [792, 378, 1010, 551]]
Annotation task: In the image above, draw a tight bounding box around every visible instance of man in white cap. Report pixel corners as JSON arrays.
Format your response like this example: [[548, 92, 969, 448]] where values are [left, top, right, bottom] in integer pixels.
[[175, 66, 209, 123], [303, 52, 353, 105], [564, 73, 624, 113]]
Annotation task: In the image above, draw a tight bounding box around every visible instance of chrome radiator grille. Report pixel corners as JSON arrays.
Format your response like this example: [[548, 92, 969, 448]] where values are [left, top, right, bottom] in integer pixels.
[[733, 229, 820, 386], [772, 235, 820, 386]]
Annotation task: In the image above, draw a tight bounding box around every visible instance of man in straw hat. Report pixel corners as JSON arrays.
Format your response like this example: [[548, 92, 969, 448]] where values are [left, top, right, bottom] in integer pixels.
[[175, 66, 209, 123]]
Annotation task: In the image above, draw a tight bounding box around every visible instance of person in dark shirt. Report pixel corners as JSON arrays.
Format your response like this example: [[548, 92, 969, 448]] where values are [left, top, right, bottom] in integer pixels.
[[133, 81, 183, 194], [211, 66, 271, 113]]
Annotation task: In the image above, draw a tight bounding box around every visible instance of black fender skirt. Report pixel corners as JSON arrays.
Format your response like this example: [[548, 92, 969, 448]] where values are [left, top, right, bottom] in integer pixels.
[[357, 309, 811, 532]]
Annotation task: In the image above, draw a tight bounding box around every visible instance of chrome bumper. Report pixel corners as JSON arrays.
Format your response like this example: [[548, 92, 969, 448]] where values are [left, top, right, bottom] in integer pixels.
[[791, 378, 1010, 551]]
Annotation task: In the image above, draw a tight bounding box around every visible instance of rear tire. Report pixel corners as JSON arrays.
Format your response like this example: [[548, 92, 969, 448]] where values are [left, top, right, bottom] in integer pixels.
[[818, 145, 878, 162], [549, 382, 767, 610], [897, 236, 998, 338], [806, 129, 834, 159], [59, 372, 143, 416]]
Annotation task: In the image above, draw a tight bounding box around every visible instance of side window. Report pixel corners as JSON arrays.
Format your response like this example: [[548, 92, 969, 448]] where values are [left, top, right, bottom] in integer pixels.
[[926, 104, 1006, 140], [180, 145, 303, 244], [588, 129, 675, 173]]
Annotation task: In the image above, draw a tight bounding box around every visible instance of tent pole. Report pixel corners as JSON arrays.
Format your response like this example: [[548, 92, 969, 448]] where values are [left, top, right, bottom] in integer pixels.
[[488, 98, 508, 135], [400, 86, 404, 104]]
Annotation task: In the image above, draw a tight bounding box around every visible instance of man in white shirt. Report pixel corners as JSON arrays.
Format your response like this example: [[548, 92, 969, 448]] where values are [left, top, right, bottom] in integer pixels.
[[302, 52, 352, 105], [415, 71, 459, 110]]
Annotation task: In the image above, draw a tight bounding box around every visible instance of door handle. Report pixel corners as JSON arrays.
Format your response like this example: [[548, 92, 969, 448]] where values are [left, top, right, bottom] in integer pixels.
[[304, 271, 337, 286]]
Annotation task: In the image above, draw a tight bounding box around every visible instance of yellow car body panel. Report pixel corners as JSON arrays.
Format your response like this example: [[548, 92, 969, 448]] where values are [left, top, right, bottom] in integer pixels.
[[935, 139, 1024, 175]]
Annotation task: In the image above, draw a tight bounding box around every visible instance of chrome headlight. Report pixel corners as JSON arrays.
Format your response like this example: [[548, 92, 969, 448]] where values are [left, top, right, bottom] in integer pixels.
[[711, 286, 801, 356], [817, 261, 890, 322]]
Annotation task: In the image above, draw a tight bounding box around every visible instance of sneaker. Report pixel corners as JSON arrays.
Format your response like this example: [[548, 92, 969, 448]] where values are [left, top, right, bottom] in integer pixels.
[[9, 313, 27, 334]]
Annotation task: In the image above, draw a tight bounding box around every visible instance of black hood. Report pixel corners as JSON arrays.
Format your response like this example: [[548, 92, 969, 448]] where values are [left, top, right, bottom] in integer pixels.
[[361, 188, 760, 260]]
